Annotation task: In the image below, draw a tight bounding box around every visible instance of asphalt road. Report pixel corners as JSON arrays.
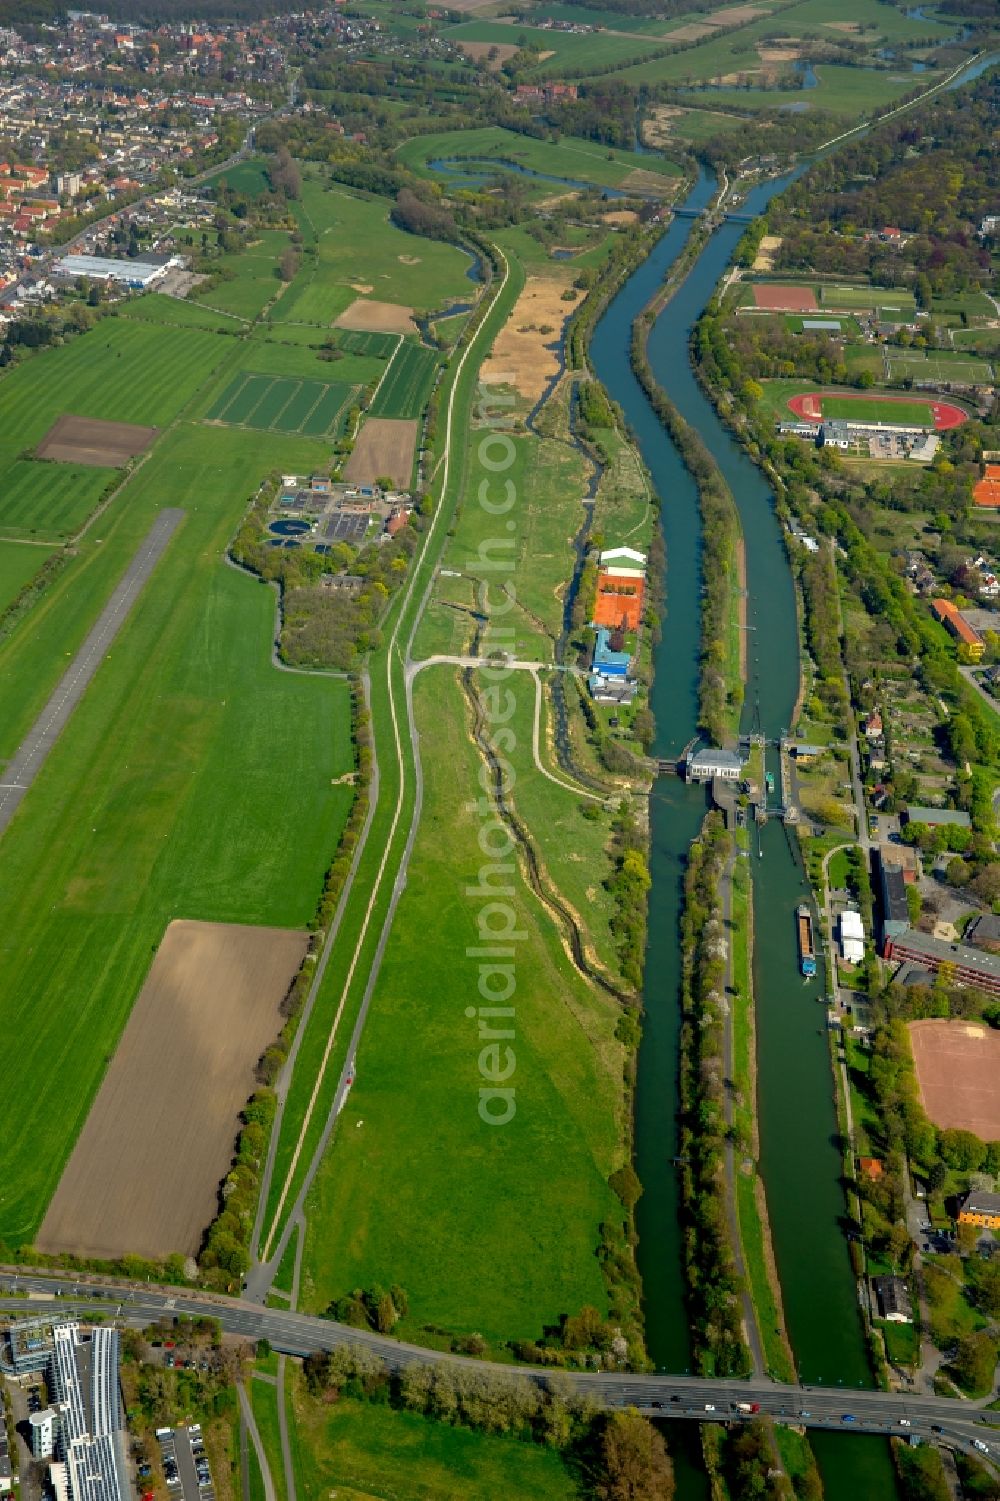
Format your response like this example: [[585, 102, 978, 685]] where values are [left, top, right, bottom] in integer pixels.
[[2, 1272, 997, 1466], [0, 509, 184, 838]]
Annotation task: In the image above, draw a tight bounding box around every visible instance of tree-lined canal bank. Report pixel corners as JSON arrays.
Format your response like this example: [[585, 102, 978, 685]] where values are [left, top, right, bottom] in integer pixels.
[[590, 168, 897, 1496]]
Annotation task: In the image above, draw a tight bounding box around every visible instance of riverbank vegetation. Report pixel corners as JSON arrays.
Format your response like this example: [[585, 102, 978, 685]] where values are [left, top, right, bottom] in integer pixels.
[[298, 1344, 675, 1500], [679, 813, 752, 1378]]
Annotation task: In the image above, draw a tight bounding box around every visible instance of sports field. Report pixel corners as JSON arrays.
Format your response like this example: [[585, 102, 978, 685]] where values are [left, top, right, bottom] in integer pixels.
[[0, 423, 355, 1245], [787, 391, 968, 430], [886, 350, 994, 386], [0, 460, 116, 540], [38, 919, 308, 1261], [818, 284, 915, 314], [909, 1020, 1000, 1139], [370, 341, 439, 420], [206, 373, 358, 438], [753, 284, 817, 312]]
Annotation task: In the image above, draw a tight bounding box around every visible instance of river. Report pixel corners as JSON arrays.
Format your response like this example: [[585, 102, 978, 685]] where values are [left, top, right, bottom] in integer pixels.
[[589, 171, 898, 1497]]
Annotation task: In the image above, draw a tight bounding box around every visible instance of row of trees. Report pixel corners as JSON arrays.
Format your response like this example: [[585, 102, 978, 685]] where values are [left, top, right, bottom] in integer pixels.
[[678, 814, 752, 1378], [303, 1343, 675, 1498]]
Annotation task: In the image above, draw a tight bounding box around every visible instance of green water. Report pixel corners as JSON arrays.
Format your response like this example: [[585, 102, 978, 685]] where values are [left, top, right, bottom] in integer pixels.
[[590, 170, 898, 1497]]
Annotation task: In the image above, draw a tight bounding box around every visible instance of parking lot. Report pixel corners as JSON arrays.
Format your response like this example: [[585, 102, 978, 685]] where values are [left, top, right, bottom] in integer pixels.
[[157, 1424, 214, 1501]]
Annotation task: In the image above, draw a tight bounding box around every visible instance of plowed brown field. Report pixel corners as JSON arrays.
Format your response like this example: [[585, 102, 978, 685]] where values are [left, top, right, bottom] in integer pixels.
[[37, 920, 307, 1261], [37, 413, 158, 466]]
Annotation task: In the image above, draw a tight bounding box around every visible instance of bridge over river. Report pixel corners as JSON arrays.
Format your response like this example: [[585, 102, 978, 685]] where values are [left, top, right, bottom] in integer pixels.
[[0, 1271, 997, 1472]]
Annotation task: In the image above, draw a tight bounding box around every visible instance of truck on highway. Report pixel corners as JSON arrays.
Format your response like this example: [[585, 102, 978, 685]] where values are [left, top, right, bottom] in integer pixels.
[[734, 1403, 760, 1414]]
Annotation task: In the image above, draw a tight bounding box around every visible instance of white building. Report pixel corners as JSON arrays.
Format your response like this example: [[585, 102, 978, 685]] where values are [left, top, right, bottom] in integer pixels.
[[840, 908, 865, 965], [599, 546, 647, 567], [29, 1409, 55, 1459], [687, 748, 743, 783]]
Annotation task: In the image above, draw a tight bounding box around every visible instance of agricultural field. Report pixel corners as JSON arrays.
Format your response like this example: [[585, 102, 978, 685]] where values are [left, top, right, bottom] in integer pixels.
[[0, 460, 116, 540], [235, 331, 387, 387], [370, 340, 439, 420], [341, 417, 417, 490], [272, 176, 474, 326], [0, 540, 53, 610], [0, 422, 355, 1246], [0, 321, 231, 464], [288, 1380, 578, 1501], [442, 18, 665, 72], [396, 125, 681, 191], [118, 294, 245, 332], [38, 919, 308, 1261], [205, 373, 358, 439], [330, 327, 400, 359], [299, 667, 623, 1342]]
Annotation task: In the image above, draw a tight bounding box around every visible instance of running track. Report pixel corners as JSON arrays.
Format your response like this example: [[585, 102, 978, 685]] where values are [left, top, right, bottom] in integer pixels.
[[0, 508, 184, 838], [787, 390, 968, 430]]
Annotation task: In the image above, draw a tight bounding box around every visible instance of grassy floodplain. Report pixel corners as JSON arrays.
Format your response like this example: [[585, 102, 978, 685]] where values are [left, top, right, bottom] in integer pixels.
[[396, 125, 681, 188], [0, 418, 355, 1246], [443, 19, 665, 74], [274, 174, 475, 327]]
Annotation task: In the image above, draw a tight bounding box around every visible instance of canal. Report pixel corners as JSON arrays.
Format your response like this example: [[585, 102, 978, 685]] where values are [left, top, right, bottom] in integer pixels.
[[589, 171, 897, 1497]]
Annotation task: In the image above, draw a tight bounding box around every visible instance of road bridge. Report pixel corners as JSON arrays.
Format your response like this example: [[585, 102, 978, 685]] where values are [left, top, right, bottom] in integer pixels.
[[0, 1271, 997, 1468]]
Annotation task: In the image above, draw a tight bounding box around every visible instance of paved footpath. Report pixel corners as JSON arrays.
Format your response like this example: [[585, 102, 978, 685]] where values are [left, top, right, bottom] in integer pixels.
[[0, 508, 184, 838]]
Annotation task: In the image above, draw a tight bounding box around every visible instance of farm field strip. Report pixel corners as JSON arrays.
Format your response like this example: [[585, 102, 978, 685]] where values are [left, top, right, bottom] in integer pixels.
[[0, 460, 117, 540], [256, 252, 520, 1278], [369, 340, 440, 419], [0, 507, 184, 840], [206, 373, 358, 438]]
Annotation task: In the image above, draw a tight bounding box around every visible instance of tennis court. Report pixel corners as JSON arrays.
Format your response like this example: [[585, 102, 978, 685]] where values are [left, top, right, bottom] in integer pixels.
[[205, 373, 358, 438]]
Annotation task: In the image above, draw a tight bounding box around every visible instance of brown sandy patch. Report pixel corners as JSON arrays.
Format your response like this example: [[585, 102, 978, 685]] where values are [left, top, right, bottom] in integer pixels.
[[825, 20, 861, 30], [36, 413, 158, 467], [350, 281, 374, 294], [335, 297, 418, 335], [752, 282, 818, 311], [667, 21, 718, 41], [758, 45, 802, 63], [718, 69, 762, 83], [705, 4, 772, 23], [398, 254, 421, 265], [37, 919, 308, 1261], [621, 166, 678, 195], [752, 234, 783, 272], [480, 273, 575, 402], [342, 416, 418, 490], [642, 105, 684, 147], [456, 39, 521, 67], [603, 209, 639, 226], [908, 1019, 1000, 1138]]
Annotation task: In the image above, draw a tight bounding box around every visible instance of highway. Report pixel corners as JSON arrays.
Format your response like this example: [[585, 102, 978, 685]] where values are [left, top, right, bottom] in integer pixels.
[[1, 1271, 997, 1466]]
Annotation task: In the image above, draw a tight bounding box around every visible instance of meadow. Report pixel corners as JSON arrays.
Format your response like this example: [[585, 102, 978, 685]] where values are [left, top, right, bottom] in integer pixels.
[[272, 177, 474, 325], [443, 18, 664, 72], [370, 340, 440, 420], [192, 233, 294, 321], [288, 1380, 578, 1501], [0, 460, 116, 540], [396, 125, 680, 190], [0, 540, 53, 611], [0, 422, 354, 1246], [234, 332, 386, 387], [0, 321, 231, 463], [299, 667, 623, 1343], [117, 294, 245, 333]]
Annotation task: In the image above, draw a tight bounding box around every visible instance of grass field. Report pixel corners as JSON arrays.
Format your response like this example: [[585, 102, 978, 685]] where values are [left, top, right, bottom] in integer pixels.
[[249, 1376, 289, 1501], [206, 373, 358, 438], [0, 422, 354, 1245], [819, 395, 940, 424], [443, 18, 664, 72], [117, 294, 245, 332], [0, 322, 230, 465], [272, 177, 474, 325], [818, 283, 915, 313], [298, 666, 623, 1342], [237, 332, 386, 387], [370, 340, 439, 419], [288, 1380, 578, 1500], [331, 326, 400, 359], [886, 350, 994, 385], [205, 158, 272, 198], [396, 125, 680, 189], [0, 460, 116, 540], [0, 540, 54, 610], [192, 233, 294, 322]]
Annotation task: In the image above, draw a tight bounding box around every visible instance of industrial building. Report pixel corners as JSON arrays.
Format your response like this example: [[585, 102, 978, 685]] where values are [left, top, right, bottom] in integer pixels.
[[52, 252, 176, 288], [931, 598, 985, 660], [882, 929, 1000, 998], [686, 747, 744, 783]]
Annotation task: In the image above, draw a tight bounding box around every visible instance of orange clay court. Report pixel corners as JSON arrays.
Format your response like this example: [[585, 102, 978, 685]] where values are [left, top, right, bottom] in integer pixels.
[[752, 284, 818, 311], [908, 1019, 1000, 1139], [974, 465, 1000, 508]]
